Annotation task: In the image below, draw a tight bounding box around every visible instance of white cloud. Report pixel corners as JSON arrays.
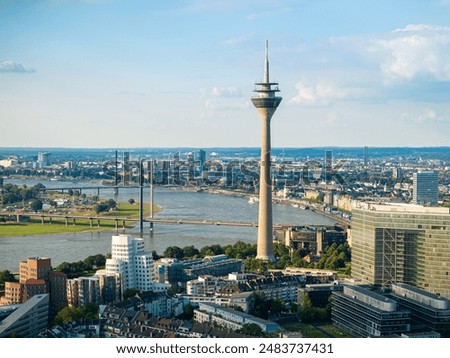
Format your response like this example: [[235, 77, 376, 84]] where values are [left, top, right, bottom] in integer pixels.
[[211, 86, 240, 97], [202, 85, 247, 111], [0, 61, 35, 73], [375, 24, 450, 83], [401, 107, 449, 124], [289, 81, 365, 105]]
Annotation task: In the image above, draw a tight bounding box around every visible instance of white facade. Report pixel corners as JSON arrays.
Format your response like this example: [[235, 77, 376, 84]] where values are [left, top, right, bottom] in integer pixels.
[[106, 234, 155, 291]]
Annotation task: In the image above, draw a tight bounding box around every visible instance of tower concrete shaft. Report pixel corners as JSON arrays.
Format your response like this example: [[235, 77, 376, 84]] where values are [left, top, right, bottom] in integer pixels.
[[251, 40, 282, 262]]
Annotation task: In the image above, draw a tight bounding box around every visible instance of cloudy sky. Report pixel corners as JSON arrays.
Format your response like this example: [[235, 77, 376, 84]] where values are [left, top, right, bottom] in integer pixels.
[[1, 0, 450, 148]]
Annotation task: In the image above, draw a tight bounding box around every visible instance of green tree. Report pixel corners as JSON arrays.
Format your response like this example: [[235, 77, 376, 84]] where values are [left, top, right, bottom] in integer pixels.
[[244, 258, 268, 274], [200, 244, 224, 257], [94, 202, 109, 214], [237, 323, 268, 337], [123, 288, 140, 300], [83, 254, 106, 269], [0, 270, 17, 290], [178, 303, 194, 321], [298, 295, 316, 323], [53, 304, 99, 326], [164, 246, 185, 259], [30, 199, 43, 211], [106, 199, 117, 210], [182, 245, 199, 258], [269, 299, 285, 316], [251, 292, 271, 319]]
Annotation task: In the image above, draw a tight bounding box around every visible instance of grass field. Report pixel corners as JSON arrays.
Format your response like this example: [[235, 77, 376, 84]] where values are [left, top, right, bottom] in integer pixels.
[[0, 202, 162, 237], [282, 322, 353, 338]]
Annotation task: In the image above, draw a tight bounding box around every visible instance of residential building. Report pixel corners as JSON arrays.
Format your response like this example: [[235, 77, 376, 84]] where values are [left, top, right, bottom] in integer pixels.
[[2, 257, 66, 317], [194, 302, 281, 334], [19, 257, 51, 284], [2, 282, 22, 305]]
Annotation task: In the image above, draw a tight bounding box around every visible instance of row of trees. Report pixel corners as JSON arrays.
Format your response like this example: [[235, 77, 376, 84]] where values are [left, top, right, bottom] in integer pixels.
[[53, 304, 98, 326], [162, 241, 351, 273], [0, 183, 45, 205], [55, 254, 108, 279]]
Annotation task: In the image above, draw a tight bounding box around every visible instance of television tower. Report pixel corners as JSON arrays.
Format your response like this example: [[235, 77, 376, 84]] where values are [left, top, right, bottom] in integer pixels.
[[251, 40, 282, 262]]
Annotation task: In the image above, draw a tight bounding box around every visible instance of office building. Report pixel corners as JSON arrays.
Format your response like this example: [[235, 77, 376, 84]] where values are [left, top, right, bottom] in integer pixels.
[[389, 283, 450, 334], [195, 149, 206, 173], [331, 285, 411, 337], [298, 283, 344, 308], [0, 294, 49, 338], [37, 152, 51, 167], [363, 146, 368, 166], [413, 171, 438, 206], [105, 234, 156, 292], [251, 40, 282, 262], [324, 150, 333, 183], [351, 203, 450, 299]]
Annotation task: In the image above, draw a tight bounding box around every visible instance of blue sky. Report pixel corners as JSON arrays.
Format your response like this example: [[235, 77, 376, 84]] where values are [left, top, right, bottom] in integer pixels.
[[1, 0, 450, 148]]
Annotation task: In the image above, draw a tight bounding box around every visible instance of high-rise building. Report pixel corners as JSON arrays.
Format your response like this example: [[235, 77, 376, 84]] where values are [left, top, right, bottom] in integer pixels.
[[351, 203, 450, 299], [19, 257, 51, 284], [324, 150, 333, 183], [363, 146, 368, 166], [3, 257, 66, 318], [195, 149, 206, 174], [251, 40, 282, 262], [105, 234, 155, 291], [37, 152, 51, 167], [413, 171, 438, 206]]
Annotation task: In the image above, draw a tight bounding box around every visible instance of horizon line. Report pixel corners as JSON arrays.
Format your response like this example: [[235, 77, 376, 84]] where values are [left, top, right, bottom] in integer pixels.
[[0, 145, 450, 150]]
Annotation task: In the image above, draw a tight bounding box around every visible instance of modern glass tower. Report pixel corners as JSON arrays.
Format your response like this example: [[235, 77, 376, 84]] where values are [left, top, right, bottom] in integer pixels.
[[351, 203, 450, 300], [251, 41, 282, 261], [413, 171, 438, 206]]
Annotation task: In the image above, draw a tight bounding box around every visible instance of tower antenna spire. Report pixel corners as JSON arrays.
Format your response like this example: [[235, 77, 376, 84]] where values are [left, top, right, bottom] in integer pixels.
[[251, 41, 282, 262], [264, 39, 269, 83]]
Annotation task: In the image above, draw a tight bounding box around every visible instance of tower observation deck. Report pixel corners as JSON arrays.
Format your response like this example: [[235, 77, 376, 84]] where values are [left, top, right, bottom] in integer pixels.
[[251, 40, 282, 262]]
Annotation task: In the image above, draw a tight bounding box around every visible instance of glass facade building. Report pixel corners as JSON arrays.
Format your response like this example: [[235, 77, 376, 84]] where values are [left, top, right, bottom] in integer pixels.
[[413, 171, 438, 206], [351, 204, 450, 299]]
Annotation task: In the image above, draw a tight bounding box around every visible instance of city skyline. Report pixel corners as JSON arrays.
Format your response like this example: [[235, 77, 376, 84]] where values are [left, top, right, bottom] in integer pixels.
[[1, 1, 450, 148]]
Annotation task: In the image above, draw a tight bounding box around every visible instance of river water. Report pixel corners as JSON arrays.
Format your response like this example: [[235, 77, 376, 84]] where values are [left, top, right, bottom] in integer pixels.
[[0, 178, 335, 271]]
